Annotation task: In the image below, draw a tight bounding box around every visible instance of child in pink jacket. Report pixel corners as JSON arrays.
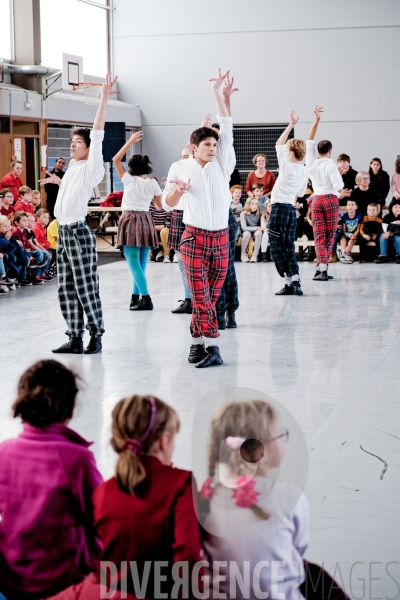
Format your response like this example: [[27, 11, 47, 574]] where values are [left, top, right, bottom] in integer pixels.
[[0, 359, 103, 600]]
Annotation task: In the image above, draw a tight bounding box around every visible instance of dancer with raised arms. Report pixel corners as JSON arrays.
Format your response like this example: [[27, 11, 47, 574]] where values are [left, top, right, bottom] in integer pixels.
[[39, 73, 119, 354], [163, 69, 236, 368]]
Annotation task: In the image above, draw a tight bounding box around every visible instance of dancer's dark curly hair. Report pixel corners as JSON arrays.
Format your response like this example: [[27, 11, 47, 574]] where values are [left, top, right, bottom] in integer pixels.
[[128, 155, 153, 176]]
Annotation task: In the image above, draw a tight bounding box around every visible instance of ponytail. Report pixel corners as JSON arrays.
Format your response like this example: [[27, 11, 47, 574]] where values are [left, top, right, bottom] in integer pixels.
[[111, 394, 179, 495]]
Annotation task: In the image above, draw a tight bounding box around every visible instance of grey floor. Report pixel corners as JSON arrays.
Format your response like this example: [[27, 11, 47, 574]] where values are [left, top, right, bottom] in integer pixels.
[[1, 258, 400, 599]]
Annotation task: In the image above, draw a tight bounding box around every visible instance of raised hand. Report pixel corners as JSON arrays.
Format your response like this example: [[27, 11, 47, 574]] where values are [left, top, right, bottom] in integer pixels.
[[38, 170, 61, 186], [223, 71, 238, 101], [313, 105, 324, 120], [129, 131, 143, 144], [289, 109, 299, 126], [169, 179, 191, 193], [101, 72, 120, 98], [209, 68, 229, 92], [201, 113, 212, 128]]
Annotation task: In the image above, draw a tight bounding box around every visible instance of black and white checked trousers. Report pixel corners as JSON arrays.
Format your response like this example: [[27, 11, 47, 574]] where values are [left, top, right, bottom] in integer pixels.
[[57, 221, 104, 338]]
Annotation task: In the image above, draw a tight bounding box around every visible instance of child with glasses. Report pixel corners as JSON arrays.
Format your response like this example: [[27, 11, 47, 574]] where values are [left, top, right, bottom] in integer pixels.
[[0, 188, 16, 222]]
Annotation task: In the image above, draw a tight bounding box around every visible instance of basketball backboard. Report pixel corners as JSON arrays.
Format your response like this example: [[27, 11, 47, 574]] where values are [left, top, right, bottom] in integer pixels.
[[62, 53, 84, 91]]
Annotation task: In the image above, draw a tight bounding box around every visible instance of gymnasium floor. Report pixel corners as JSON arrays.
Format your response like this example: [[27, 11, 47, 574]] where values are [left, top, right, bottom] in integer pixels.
[[1, 258, 400, 599]]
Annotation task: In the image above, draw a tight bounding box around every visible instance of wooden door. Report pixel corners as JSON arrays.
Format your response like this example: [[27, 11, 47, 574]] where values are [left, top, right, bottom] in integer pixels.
[[0, 134, 13, 184]]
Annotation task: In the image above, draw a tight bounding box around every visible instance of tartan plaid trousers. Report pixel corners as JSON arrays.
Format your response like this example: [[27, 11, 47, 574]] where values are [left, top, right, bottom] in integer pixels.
[[267, 203, 299, 278], [311, 194, 340, 265], [216, 209, 239, 316], [57, 222, 104, 338], [180, 225, 229, 339]]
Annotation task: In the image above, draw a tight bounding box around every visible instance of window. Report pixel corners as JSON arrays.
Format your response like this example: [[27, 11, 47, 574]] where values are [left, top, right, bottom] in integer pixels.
[[40, 0, 108, 77], [0, 0, 13, 60]]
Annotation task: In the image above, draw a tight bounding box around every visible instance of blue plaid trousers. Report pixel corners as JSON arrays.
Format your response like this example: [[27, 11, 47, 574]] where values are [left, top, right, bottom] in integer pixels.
[[57, 221, 104, 338], [216, 210, 239, 316]]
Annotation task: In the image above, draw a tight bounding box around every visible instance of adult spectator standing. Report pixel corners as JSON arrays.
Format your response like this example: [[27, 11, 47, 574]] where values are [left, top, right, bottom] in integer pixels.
[[351, 171, 379, 216], [0, 160, 23, 202], [245, 154, 276, 198], [390, 155, 400, 204], [337, 153, 357, 206], [44, 158, 66, 220], [369, 158, 390, 208]]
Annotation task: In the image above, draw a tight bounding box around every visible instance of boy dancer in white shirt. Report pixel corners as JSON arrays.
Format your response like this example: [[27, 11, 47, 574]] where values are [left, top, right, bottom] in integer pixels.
[[39, 73, 118, 354], [163, 69, 235, 368], [306, 106, 344, 281], [268, 110, 308, 296]]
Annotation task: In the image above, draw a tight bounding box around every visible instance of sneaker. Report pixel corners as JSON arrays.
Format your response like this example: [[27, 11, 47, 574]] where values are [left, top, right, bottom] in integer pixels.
[[397, 257, 400, 264], [291, 281, 303, 295], [173, 255, 178, 263], [28, 260, 46, 269], [31, 276, 44, 285], [313, 270, 328, 281], [249, 256, 257, 263], [328, 252, 337, 263], [0, 285, 9, 293], [40, 274, 54, 281], [9, 283, 16, 290], [241, 255, 250, 263], [374, 256, 389, 264], [156, 251, 163, 262], [19, 279, 33, 286], [0, 278, 14, 287], [0, 287, 7, 295], [163, 255, 171, 263]]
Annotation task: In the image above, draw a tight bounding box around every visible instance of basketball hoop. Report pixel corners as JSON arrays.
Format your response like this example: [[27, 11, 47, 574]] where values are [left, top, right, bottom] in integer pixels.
[[72, 82, 103, 106]]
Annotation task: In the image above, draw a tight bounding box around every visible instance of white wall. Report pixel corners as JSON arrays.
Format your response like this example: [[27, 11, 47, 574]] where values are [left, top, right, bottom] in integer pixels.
[[113, 0, 400, 182]]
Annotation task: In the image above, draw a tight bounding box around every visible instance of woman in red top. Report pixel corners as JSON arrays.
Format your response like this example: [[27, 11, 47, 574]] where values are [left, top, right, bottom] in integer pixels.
[[52, 395, 204, 600], [245, 153, 276, 198], [0, 159, 23, 202]]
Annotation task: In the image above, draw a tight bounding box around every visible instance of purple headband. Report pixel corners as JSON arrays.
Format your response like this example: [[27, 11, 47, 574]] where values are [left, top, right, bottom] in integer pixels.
[[124, 397, 157, 456]]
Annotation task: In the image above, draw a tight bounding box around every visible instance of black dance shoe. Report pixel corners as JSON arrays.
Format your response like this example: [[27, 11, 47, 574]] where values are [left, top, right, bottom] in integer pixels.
[[313, 271, 329, 281], [291, 281, 303, 296], [84, 336, 102, 354], [188, 344, 208, 364], [52, 337, 83, 354], [217, 315, 226, 330], [131, 295, 154, 311], [226, 312, 237, 328], [195, 346, 223, 368], [275, 284, 294, 295], [129, 294, 140, 310], [171, 299, 192, 314]]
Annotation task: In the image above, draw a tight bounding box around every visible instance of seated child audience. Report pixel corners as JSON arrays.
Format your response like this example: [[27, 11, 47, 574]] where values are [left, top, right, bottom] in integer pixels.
[[0, 360, 103, 599], [294, 185, 311, 240], [0, 216, 31, 286], [14, 186, 35, 215], [391, 155, 400, 203], [260, 199, 271, 261], [350, 172, 380, 216], [52, 394, 202, 599], [375, 198, 400, 264], [252, 182, 268, 212], [230, 184, 244, 241], [200, 399, 350, 600], [359, 203, 383, 262], [12, 211, 46, 285], [0, 188, 16, 222], [31, 189, 42, 212], [336, 199, 363, 264], [240, 197, 263, 263], [27, 213, 53, 281], [33, 208, 55, 276], [47, 217, 59, 276], [149, 200, 171, 262]]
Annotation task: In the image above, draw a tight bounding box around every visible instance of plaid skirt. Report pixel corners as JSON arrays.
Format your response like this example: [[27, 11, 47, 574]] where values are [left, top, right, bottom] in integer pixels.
[[168, 209, 185, 250], [117, 210, 159, 249]]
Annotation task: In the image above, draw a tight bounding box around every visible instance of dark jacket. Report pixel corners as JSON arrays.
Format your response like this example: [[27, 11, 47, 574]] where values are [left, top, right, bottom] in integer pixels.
[[369, 170, 390, 206]]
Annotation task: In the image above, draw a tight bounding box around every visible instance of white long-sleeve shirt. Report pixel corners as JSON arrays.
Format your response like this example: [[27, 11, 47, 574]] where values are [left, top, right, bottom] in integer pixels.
[[305, 140, 343, 197], [271, 145, 308, 205], [54, 130, 105, 225], [162, 116, 234, 231]]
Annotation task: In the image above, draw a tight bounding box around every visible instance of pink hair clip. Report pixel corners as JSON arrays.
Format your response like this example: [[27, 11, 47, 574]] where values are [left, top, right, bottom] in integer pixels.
[[226, 436, 246, 450]]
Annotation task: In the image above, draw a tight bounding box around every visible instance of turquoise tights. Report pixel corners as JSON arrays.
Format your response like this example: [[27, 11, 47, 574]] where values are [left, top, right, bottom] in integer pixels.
[[123, 246, 151, 295]]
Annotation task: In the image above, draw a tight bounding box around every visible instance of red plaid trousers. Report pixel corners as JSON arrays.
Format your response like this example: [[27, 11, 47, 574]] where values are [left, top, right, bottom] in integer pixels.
[[180, 225, 229, 339], [311, 194, 340, 265]]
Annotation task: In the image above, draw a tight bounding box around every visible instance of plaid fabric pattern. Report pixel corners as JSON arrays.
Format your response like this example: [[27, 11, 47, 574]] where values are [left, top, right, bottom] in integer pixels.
[[267, 203, 299, 278], [180, 225, 229, 338], [216, 210, 239, 315], [117, 211, 158, 249], [168, 210, 185, 250], [311, 194, 340, 265], [57, 222, 104, 338]]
